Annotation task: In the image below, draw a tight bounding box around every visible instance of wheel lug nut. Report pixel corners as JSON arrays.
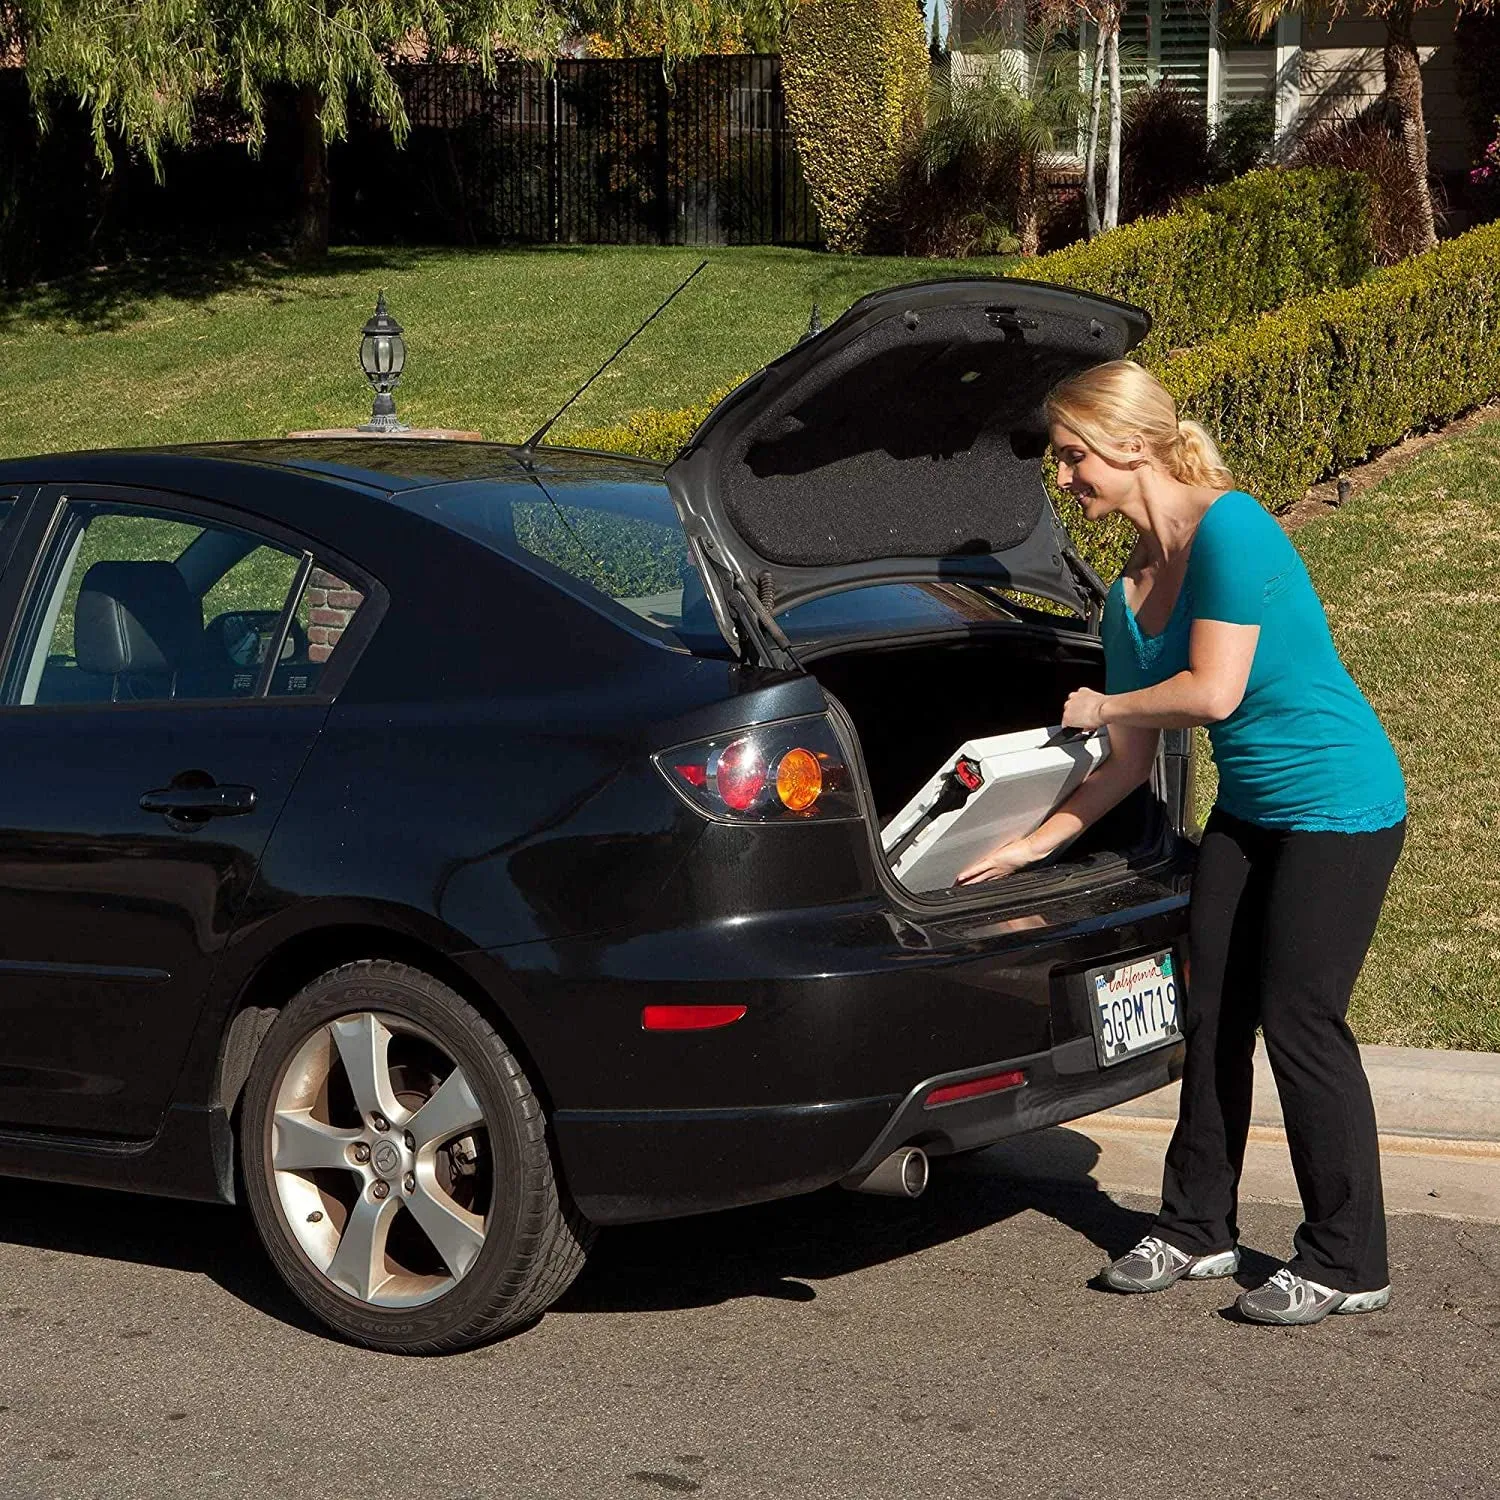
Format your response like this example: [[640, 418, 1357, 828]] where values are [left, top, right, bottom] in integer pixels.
[[403, 1131, 415, 1150], [372, 1180, 390, 1200], [353, 1143, 371, 1163], [371, 1114, 389, 1132], [404, 1172, 416, 1193]]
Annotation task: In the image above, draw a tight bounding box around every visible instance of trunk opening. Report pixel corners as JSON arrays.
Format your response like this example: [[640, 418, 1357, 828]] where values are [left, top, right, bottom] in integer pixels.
[[803, 625, 1169, 894]]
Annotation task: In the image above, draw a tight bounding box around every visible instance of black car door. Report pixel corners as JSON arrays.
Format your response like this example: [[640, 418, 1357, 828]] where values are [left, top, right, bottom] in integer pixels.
[[0, 485, 374, 1138]]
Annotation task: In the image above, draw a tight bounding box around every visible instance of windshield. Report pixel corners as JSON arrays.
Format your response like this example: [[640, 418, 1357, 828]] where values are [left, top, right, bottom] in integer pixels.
[[389, 476, 729, 653]]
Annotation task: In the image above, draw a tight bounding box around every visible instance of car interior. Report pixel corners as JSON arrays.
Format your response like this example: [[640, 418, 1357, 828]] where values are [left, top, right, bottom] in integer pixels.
[[21, 517, 334, 706]]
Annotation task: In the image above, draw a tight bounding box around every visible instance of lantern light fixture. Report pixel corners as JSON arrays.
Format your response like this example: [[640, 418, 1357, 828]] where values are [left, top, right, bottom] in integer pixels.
[[357, 290, 409, 433]]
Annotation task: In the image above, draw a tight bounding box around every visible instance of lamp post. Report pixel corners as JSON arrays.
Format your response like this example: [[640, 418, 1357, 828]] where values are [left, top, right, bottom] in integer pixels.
[[357, 290, 409, 433]]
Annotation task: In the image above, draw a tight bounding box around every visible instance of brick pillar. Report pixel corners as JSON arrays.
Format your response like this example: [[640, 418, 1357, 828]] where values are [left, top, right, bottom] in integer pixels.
[[305, 568, 365, 663]]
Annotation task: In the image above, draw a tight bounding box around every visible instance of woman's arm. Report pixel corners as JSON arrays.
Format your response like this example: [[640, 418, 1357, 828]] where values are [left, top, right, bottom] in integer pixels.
[[954, 723, 1161, 884], [1064, 619, 1259, 731]]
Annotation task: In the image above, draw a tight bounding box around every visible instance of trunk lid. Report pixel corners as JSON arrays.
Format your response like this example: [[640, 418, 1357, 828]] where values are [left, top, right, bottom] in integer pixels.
[[666, 277, 1149, 658]]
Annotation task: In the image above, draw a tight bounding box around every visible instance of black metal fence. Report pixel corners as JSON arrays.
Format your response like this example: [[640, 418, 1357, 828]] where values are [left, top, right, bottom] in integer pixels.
[[338, 55, 820, 248]]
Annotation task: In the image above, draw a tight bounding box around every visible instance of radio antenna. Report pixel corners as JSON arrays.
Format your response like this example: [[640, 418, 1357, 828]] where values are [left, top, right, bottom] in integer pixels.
[[519, 259, 710, 454]]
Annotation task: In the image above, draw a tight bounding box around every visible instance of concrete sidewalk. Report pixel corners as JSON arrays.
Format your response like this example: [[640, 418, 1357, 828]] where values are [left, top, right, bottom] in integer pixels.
[[988, 1042, 1500, 1223]]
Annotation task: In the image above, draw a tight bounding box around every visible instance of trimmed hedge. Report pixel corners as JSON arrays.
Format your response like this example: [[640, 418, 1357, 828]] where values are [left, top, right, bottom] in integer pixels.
[[1166, 217, 1500, 510], [1015, 167, 1374, 361], [783, 0, 929, 253]]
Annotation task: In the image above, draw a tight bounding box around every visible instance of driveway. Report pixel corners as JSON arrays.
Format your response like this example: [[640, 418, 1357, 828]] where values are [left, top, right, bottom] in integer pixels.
[[1, 1127, 1495, 1500]]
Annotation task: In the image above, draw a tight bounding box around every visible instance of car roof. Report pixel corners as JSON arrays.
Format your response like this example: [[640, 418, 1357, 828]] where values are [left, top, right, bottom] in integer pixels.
[[0, 438, 667, 498]]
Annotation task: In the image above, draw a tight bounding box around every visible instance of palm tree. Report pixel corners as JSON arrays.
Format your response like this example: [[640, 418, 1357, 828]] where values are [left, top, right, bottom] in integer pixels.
[[1244, 0, 1496, 254], [922, 24, 1088, 252]]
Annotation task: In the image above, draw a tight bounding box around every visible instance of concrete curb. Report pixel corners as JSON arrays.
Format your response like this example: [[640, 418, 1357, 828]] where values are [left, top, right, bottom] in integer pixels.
[[986, 1042, 1500, 1224], [1097, 1040, 1500, 1143]]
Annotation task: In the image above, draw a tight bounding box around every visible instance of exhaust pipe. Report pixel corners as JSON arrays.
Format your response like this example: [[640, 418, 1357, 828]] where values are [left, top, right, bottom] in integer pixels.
[[844, 1146, 929, 1198]]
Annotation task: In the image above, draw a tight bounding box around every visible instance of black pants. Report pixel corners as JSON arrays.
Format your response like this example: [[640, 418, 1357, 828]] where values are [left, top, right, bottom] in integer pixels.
[[1154, 807, 1405, 1293]]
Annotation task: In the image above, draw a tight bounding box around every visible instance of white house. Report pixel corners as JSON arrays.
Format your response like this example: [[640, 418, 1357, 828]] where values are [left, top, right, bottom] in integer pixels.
[[952, 0, 1472, 174]]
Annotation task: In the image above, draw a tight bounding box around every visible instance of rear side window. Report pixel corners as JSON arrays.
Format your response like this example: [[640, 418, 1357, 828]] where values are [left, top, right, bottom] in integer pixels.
[[4, 500, 370, 707]]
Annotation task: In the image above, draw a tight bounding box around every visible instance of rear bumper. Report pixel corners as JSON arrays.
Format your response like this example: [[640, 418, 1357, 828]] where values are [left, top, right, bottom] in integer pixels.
[[529, 849, 1192, 1224], [558, 1034, 1182, 1224]]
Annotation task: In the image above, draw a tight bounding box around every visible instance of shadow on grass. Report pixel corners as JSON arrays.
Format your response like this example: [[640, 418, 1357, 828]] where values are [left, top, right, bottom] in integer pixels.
[[0, 241, 838, 335], [0, 247, 431, 333]]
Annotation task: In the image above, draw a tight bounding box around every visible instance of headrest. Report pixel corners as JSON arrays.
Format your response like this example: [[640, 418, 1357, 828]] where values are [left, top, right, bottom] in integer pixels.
[[76, 561, 206, 676]]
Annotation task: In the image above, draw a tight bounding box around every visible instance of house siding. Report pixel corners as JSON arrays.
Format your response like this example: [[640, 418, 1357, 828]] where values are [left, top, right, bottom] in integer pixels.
[[951, 0, 1472, 173], [1297, 7, 1469, 173]]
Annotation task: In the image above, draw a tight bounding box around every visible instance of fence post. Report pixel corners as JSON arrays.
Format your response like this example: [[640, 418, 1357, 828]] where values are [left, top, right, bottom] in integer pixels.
[[770, 58, 785, 247], [655, 64, 672, 245], [547, 67, 561, 243]]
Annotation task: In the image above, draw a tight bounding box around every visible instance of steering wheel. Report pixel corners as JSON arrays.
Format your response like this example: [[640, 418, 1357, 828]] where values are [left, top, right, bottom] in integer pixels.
[[209, 610, 311, 668]]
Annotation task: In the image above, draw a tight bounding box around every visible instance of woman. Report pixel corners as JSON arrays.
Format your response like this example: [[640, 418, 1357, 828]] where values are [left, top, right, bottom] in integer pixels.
[[956, 360, 1406, 1327]]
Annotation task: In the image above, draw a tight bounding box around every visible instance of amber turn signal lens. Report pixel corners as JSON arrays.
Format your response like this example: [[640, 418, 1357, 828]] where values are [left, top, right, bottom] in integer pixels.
[[775, 747, 823, 812]]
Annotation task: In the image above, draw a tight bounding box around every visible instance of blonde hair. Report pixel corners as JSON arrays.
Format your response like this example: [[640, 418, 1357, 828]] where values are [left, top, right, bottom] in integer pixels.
[[1044, 359, 1233, 490]]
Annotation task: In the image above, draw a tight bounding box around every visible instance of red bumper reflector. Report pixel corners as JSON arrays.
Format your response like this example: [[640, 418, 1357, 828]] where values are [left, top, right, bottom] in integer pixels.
[[923, 1069, 1028, 1108], [642, 1004, 748, 1032]]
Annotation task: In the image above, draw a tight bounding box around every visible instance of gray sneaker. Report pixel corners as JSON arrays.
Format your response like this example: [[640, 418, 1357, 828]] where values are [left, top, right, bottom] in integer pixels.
[[1103, 1234, 1240, 1293], [1237, 1267, 1392, 1325]]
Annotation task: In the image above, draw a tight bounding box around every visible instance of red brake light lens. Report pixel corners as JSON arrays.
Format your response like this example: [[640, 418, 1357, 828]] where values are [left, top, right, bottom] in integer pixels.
[[655, 714, 859, 824], [714, 738, 767, 811]]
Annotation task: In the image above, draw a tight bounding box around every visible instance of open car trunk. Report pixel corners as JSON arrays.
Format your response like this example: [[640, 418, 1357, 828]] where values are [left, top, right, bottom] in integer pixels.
[[801, 625, 1169, 897]]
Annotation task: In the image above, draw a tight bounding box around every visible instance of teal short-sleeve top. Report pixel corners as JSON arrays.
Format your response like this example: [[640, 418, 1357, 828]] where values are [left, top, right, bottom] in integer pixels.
[[1100, 490, 1406, 833]]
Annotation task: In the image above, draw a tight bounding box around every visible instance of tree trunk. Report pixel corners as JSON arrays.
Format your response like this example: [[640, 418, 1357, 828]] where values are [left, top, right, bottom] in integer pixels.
[[1383, 0, 1437, 251], [293, 84, 331, 261], [1104, 21, 1121, 230], [1018, 158, 1040, 255], [1084, 14, 1105, 238]]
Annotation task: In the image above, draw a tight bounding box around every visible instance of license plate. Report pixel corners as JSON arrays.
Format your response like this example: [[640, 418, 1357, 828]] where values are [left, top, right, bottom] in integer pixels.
[[1087, 950, 1182, 1066]]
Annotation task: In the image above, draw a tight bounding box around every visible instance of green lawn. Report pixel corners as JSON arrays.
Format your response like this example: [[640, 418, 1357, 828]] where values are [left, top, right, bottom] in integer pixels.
[[0, 245, 1015, 459], [1195, 416, 1500, 1052]]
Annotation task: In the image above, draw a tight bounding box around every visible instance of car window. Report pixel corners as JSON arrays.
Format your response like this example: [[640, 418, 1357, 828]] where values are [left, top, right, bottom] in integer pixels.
[[389, 479, 726, 653], [6, 504, 306, 707], [3, 500, 376, 707], [777, 583, 1010, 641]]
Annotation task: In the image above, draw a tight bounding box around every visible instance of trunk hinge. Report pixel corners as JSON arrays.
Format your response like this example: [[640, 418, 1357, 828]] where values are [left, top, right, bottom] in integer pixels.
[[689, 533, 799, 670], [1059, 538, 1108, 631]]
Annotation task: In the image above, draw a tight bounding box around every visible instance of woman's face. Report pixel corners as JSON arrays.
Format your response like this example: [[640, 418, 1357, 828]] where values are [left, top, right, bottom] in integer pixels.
[[1050, 423, 1140, 521]]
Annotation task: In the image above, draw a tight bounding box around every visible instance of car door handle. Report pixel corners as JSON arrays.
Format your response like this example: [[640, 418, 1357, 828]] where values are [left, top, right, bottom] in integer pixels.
[[140, 785, 258, 819]]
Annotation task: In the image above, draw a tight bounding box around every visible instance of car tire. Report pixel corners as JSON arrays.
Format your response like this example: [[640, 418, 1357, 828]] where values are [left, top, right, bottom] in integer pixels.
[[239, 959, 592, 1354]]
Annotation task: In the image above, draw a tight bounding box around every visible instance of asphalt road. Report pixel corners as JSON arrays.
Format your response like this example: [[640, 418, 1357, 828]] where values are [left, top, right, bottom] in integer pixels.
[[1, 1128, 1496, 1500]]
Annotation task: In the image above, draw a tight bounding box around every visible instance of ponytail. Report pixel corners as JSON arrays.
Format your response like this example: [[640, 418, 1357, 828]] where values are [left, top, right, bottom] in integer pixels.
[[1171, 418, 1234, 489]]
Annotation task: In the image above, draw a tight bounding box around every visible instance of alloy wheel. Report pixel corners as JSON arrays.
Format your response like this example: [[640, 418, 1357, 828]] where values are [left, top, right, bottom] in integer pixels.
[[268, 1010, 492, 1308]]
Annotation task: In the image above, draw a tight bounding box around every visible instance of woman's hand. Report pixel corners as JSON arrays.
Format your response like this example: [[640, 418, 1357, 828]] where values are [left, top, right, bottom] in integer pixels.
[[955, 835, 1040, 886], [1062, 687, 1109, 731]]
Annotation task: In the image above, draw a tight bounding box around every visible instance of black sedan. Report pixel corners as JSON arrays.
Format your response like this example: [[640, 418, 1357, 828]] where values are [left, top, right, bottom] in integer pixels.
[[0, 279, 1193, 1353]]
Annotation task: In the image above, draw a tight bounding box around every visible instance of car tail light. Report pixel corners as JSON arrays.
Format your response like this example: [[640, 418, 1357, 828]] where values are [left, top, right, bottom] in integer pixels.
[[656, 714, 861, 824], [923, 1069, 1028, 1108]]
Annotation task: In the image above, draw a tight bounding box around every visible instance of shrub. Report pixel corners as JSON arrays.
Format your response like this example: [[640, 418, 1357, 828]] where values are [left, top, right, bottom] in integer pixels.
[[782, 0, 929, 252], [1209, 97, 1274, 182], [1119, 83, 1216, 222], [1286, 108, 1436, 264], [1163, 219, 1500, 509], [566, 379, 744, 463], [1015, 166, 1374, 359], [887, 39, 1087, 257]]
